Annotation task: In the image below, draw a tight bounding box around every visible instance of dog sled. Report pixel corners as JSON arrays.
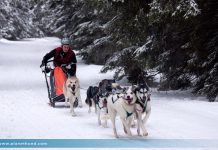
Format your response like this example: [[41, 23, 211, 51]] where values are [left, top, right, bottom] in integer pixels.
[[41, 60, 67, 107]]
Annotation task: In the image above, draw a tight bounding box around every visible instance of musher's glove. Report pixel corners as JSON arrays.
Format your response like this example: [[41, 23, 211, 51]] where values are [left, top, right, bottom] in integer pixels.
[[66, 64, 71, 69], [44, 67, 51, 73]]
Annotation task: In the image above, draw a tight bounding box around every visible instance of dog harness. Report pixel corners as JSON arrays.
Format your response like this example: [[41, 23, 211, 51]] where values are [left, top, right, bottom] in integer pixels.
[[97, 103, 105, 110], [136, 99, 148, 113], [111, 94, 120, 104], [96, 98, 107, 110], [121, 104, 134, 119]]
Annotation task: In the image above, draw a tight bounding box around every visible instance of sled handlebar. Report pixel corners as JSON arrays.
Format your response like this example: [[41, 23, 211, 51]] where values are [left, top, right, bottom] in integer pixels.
[[45, 60, 76, 67], [61, 62, 76, 67], [46, 59, 54, 63], [40, 59, 76, 73]]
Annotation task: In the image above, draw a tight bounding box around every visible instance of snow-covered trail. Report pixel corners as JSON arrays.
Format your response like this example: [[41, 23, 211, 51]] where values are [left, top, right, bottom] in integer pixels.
[[0, 38, 218, 142]]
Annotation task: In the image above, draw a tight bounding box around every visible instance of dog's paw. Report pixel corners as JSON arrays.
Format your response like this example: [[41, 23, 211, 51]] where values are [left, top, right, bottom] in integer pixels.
[[71, 113, 77, 117], [143, 132, 148, 136], [65, 103, 69, 107], [98, 121, 101, 126], [137, 129, 141, 136], [123, 128, 127, 134], [102, 124, 107, 128], [101, 114, 110, 120], [131, 123, 136, 128], [128, 133, 132, 137]]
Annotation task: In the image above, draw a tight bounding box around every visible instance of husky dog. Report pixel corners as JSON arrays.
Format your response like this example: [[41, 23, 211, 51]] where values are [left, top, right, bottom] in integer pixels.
[[98, 79, 115, 94], [107, 86, 137, 138], [96, 92, 109, 127], [63, 76, 82, 116], [85, 86, 99, 113], [135, 84, 151, 136]]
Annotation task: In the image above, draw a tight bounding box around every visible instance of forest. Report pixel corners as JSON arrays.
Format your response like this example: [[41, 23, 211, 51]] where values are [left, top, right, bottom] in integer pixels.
[[0, 0, 217, 101]]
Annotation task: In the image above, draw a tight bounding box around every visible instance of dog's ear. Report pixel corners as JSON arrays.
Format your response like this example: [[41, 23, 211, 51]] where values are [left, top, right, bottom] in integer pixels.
[[122, 87, 127, 93], [99, 81, 103, 87], [132, 85, 139, 94], [106, 85, 112, 92]]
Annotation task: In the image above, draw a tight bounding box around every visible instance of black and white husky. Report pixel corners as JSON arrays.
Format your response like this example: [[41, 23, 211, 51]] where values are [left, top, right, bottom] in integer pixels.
[[107, 86, 137, 138], [96, 92, 109, 127], [85, 86, 99, 113], [135, 84, 151, 136]]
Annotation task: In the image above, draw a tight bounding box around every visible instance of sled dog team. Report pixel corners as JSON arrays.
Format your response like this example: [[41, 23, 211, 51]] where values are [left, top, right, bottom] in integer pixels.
[[63, 77, 151, 138], [40, 37, 151, 138]]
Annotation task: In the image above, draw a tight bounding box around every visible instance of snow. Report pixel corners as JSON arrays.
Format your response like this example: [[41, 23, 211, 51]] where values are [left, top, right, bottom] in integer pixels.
[[112, 0, 125, 3], [184, 0, 201, 18], [172, 0, 200, 18], [0, 38, 218, 149], [135, 36, 153, 56]]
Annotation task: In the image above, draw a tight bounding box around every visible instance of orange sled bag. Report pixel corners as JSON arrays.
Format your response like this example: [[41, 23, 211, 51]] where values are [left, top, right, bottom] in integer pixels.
[[53, 66, 67, 96]]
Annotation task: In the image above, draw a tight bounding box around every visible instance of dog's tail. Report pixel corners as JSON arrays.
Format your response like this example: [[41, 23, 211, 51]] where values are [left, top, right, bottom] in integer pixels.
[[85, 98, 92, 107]]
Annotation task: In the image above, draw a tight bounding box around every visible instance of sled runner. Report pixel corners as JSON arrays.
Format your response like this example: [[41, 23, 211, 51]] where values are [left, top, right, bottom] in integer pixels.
[[41, 60, 68, 107]]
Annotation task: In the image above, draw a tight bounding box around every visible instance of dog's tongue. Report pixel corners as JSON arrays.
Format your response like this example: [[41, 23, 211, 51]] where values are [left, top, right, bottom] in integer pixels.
[[103, 100, 107, 107], [141, 97, 145, 103], [126, 99, 132, 104]]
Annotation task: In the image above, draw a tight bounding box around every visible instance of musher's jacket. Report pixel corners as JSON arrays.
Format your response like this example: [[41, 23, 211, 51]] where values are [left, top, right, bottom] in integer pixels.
[[42, 47, 77, 66], [42, 47, 77, 77], [42, 47, 77, 96]]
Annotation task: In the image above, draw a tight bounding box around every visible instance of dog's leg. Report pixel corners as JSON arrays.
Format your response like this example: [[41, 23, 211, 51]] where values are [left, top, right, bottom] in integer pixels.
[[122, 123, 127, 134], [63, 84, 68, 107], [143, 106, 151, 125], [65, 97, 69, 107], [88, 99, 92, 113], [70, 99, 76, 117], [94, 103, 97, 114], [122, 117, 132, 134], [120, 117, 132, 137], [112, 115, 118, 138], [141, 110, 151, 136], [103, 117, 108, 128], [88, 99, 91, 113], [97, 107, 101, 126], [136, 112, 142, 136], [77, 89, 83, 108], [141, 118, 148, 136], [103, 108, 108, 128], [71, 107, 76, 117], [128, 115, 134, 128], [108, 104, 118, 138], [88, 106, 91, 113], [130, 114, 136, 128], [138, 112, 148, 136]]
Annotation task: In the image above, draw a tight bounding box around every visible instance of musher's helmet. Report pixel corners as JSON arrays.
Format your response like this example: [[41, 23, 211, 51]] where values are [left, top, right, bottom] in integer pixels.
[[61, 37, 70, 45]]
